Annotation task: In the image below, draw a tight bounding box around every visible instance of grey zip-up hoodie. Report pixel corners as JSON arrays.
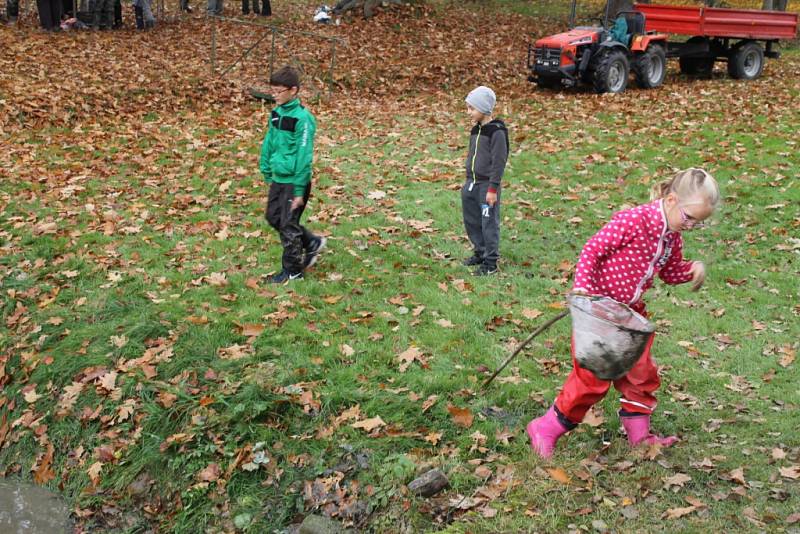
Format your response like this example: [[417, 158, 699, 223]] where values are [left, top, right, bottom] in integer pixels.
[[465, 119, 509, 191]]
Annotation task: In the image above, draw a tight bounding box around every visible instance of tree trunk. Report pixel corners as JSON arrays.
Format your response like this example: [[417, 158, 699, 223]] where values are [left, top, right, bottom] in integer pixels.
[[762, 0, 788, 10]]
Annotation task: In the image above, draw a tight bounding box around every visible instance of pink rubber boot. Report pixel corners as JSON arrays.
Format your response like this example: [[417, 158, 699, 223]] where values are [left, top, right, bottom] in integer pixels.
[[621, 415, 679, 447], [526, 406, 570, 459]]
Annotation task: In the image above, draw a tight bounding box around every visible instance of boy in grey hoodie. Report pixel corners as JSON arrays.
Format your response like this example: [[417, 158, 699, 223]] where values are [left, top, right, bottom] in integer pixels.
[[462, 86, 509, 275]]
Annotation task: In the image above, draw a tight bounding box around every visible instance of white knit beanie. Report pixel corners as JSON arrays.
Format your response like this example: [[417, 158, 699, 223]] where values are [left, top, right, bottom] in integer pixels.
[[465, 86, 496, 116]]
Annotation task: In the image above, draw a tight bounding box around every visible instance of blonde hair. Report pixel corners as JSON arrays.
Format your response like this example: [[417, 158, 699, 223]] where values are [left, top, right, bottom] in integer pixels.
[[651, 168, 721, 209]]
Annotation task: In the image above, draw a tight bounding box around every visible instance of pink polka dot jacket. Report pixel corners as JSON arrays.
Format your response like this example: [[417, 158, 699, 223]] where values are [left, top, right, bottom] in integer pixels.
[[572, 199, 695, 311]]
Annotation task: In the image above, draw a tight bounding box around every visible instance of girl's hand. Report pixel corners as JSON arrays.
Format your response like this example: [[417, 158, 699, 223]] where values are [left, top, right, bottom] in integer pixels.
[[689, 261, 706, 291], [485, 191, 497, 207]]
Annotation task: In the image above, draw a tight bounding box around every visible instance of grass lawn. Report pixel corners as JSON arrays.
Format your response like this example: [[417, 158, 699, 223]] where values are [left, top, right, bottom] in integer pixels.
[[1, 2, 799, 532]]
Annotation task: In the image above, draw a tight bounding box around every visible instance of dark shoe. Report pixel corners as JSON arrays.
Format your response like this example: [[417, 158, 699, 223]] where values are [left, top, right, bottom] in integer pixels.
[[269, 270, 303, 283], [472, 263, 498, 276], [303, 236, 327, 269], [462, 255, 482, 267]]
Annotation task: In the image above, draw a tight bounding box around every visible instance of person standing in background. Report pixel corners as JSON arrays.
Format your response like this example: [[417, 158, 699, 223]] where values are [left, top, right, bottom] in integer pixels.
[[207, 0, 222, 15], [37, 0, 63, 29], [242, 0, 269, 16], [4, 0, 19, 23]]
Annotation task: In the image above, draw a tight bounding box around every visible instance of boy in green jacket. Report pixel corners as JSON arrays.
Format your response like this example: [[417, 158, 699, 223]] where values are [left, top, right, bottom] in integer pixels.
[[260, 66, 326, 283]]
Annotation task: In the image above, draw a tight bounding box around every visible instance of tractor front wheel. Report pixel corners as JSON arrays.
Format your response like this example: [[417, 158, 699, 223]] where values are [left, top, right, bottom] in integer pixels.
[[634, 44, 666, 89], [591, 48, 629, 94]]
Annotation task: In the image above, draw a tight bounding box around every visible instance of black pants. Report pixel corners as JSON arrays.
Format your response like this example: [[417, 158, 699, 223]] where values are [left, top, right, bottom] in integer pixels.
[[461, 180, 501, 266], [114, 0, 122, 27], [37, 0, 63, 29], [242, 0, 269, 14], [6, 0, 19, 19], [265, 182, 315, 274]]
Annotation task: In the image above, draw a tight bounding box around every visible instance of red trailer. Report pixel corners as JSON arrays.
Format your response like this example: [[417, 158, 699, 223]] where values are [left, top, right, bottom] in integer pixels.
[[527, 1, 798, 93], [635, 3, 798, 79]]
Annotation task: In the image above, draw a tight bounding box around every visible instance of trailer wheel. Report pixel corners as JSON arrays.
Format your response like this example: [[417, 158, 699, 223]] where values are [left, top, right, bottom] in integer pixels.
[[634, 44, 666, 89], [591, 48, 629, 94], [679, 37, 715, 77], [728, 42, 764, 80]]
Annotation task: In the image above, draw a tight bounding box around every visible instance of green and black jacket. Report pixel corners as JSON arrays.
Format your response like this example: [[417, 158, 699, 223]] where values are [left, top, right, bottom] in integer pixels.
[[259, 98, 317, 197]]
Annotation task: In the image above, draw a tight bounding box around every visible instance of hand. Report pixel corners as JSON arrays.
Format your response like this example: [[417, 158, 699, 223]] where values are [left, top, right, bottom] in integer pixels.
[[689, 261, 706, 292], [485, 191, 497, 207], [290, 196, 305, 211]]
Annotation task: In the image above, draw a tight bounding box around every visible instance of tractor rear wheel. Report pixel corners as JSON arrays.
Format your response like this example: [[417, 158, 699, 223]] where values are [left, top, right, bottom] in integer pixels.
[[728, 41, 764, 80], [634, 44, 666, 89], [591, 48, 629, 94], [679, 37, 715, 77]]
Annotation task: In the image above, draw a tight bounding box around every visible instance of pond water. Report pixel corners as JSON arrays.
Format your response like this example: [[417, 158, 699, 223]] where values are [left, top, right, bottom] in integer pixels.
[[0, 479, 72, 533]]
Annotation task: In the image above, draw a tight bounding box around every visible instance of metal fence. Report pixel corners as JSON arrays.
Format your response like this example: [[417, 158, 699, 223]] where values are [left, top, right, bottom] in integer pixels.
[[208, 15, 343, 100]]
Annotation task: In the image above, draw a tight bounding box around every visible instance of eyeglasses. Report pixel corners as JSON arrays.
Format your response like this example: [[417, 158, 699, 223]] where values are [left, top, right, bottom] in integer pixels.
[[272, 87, 292, 96], [678, 205, 706, 230]]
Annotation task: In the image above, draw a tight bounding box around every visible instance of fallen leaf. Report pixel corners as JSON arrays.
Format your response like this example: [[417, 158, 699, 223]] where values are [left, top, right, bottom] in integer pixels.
[[110, 335, 128, 348], [729, 467, 747, 485], [582, 406, 604, 427], [33, 221, 58, 235], [663, 506, 696, 519], [424, 432, 443, 445], [397, 346, 424, 372], [23, 389, 41, 404], [32, 443, 55, 484], [206, 272, 228, 287], [351, 416, 386, 432], [474, 465, 492, 478], [98, 371, 118, 392], [87, 461, 103, 485], [447, 405, 474, 428], [158, 391, 178, 408], [778, 345, 795, 367], [772, 448, 786, 460], [495, 427, 514, 445], [421, 395, 438, 413], [521, 308, 543, 320], [779, 465, 800, 480], [238, 323, 264, 337], [217, 344, 251, 360], [664, 473, 692, 488], [340, 344, 355, 357], [198, 462, 221, 482], [546, 467, 571, 484]]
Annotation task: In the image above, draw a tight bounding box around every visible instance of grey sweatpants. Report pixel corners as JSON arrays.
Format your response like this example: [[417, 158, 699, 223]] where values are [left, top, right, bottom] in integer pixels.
[[207, 0, 222, 14], [461, 180, 501, 266]]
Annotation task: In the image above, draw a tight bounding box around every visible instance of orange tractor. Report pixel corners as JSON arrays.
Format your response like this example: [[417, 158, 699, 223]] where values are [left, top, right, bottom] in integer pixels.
[[528, 2, 799, 93]]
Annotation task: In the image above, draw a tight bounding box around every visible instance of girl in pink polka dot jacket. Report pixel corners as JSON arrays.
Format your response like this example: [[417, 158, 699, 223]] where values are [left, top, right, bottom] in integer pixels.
[[527, 168, 721, 459]]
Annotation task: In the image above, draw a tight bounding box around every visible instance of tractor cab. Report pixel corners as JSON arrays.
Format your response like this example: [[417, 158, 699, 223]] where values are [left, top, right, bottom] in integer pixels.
[[528, 1, 668, 93]]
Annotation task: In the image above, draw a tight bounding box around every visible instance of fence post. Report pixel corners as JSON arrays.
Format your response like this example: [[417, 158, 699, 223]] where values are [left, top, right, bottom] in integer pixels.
[[211, 16, 217, 76], [329, 40, 336, 99], [269, 27, 276, 80]]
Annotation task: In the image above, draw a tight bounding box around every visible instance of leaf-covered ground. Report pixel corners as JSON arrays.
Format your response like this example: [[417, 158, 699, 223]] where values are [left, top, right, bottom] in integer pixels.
[[1, 1, 799, 532]]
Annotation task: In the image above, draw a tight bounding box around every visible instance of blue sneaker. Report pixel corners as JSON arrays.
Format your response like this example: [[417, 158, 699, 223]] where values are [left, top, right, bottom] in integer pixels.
[[303, 236, 327, 269], [269, 270, 304, 284]]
